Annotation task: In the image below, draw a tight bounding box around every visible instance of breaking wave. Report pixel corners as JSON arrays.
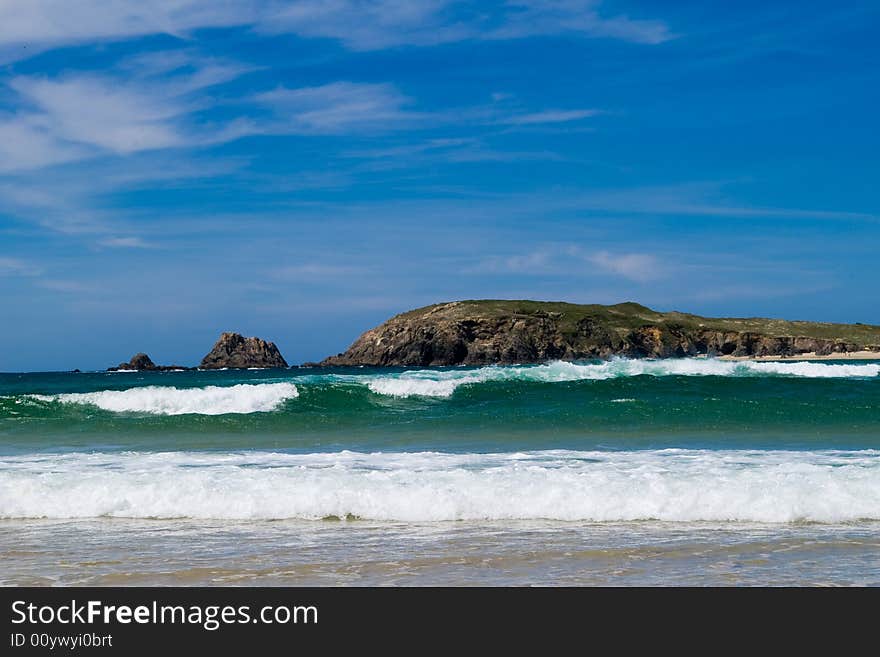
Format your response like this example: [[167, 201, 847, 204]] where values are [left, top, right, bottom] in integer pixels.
[[2, 449, 878, 523], [357, 358, 880, 398], [30, 383, 299, 415]]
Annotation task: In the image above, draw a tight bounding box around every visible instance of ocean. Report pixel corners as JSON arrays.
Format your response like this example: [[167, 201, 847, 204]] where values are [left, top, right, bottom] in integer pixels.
[[2, 358, 879, 586]]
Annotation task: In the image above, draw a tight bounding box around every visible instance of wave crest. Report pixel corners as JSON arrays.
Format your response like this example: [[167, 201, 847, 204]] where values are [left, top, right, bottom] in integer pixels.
[[358, 358, 880, 398], [2, 449, 878, 523], [32, 382, 299, 415]]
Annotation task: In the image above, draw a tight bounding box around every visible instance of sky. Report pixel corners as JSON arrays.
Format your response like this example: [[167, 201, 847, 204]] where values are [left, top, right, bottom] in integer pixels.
[[0, 0, 878, 371]]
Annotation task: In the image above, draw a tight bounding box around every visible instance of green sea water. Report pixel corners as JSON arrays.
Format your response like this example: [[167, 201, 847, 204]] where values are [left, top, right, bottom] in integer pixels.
[[2, 360, 879, 453], [1, 358, 879, 585]]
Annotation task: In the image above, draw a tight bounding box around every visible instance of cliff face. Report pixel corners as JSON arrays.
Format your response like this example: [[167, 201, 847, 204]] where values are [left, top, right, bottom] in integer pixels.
[[200, 332, 288, 369], [321, 300, 880, 366]]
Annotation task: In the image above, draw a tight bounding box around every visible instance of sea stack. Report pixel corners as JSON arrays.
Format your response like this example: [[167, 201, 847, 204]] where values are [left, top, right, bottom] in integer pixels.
[[200, 332, 288, 369], [108, 353, 158, 371], [107, 353, 192, 371]]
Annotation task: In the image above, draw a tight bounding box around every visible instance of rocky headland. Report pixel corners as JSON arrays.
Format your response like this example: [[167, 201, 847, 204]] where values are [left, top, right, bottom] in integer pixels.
[[321, 300, 880, 366]]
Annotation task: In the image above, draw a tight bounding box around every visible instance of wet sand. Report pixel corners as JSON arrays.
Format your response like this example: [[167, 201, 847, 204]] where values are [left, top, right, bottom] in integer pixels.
[[3, 518, 879, 587]]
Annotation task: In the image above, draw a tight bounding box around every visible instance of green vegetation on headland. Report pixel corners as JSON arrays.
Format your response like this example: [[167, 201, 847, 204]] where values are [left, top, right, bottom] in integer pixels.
[[321, 300, 880, 366], [105, 301, 880, 370]]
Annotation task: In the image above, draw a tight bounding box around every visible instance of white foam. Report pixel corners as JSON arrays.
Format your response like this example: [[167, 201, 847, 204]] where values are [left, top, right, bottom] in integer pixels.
[[353, 358, 880, 398], [367, 377, 475, 398], [32, 383, 299, 415], [2, 449, 878, 523]]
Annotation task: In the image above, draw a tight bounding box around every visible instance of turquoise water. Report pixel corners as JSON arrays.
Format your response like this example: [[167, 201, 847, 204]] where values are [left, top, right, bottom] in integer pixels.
[[1, 358, 879, 585], [3, 360, 879, 453]]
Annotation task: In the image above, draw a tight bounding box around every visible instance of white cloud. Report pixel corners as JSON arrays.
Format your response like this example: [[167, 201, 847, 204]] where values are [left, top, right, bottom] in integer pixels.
[[255, 81, 419, 134], [261, 0, 674, 50], [0, 116, 89, 171], [342, 138, 477, 160], [257, 0, 470, 50], [9, 75, 186, 155], [558, 183, 880, 221], [0, 1, 672, 60], [98, 237, 153, 248], [0, 51, 253, 173], [0, 1, 253, 54], [272, 263, 366, 279], [0, 3, 668, 178], [0, 72, 426, 174], [342, 136, 562, 167], [474, 245, 663, 282], [119, 50, 256, 93], [489, 1, 673, 45], [497, 250, 556, 273], [36, 279, 99, 293], [503, 109, 600, 125], [0, 155, 245, 234], [0, 257, 42, 276], [588, 250, 659, 282]]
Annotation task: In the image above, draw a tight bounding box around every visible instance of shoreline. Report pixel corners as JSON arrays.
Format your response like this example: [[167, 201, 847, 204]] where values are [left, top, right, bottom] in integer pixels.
[[715, 351, 880, 362]]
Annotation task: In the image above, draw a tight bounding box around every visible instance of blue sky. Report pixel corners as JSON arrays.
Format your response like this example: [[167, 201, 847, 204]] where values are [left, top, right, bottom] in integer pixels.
[[1, 1, 878, 371]]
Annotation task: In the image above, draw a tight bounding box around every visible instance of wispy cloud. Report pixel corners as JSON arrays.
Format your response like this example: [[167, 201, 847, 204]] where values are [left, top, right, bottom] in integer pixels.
[[261, 0, 674, 50], [98, 236, 154, 249], [272, 263, 367, 279], [501, 109, 600, 125], [587, 250, 659, 282], [297, 184, 876, 230], [342, 138, 477, 160], [475, 251, 537, 274], [1, 69, 477, 176], [0, 155, 246, 234], [487, 1, 673, 45], [0, 1, 253, 60], [9, 75, 187, 154], [342, 137, 563, 169], [254, 81, 420, 135], [0, 257, 42, 277], [258, 0, 470, 51], [119, 50, 256, 93], [0, 52, 254, 173], [36, 279, 100, 294], [557, 183, 880, 221], [0, 116, 89, 171], [0, 1, 673, 60], [474, 245, 664, 282]]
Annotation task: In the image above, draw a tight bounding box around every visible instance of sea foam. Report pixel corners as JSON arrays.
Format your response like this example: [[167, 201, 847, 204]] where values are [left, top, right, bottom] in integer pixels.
[[32, 382, 299, 415], [2, 449, 878, 523], [357, 359, 880, 398]]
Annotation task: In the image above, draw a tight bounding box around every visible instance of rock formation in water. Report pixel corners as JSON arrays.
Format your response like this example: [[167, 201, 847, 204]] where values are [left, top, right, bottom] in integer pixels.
[[321, 300, 880, 366], [108, 353, 157, 371], [199, 332, 288, 369], [107, 353, 192, 371]]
